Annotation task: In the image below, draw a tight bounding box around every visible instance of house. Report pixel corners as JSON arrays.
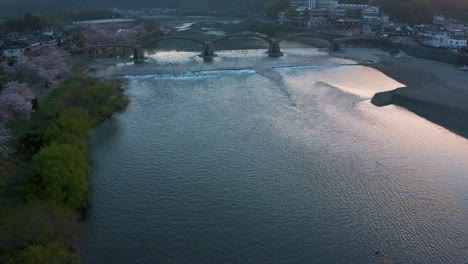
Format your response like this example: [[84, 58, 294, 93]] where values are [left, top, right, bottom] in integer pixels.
[[420, 24, 450, 47], [420, 24, 467, 48], [42, 29, 54, 37], [2, 42, 28, 61], [447, 36, 467, 48], [362, 6, 380, 19]]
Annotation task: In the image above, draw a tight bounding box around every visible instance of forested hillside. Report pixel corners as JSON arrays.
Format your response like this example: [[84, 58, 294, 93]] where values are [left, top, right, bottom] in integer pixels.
[[376, 0, 468, 23], [0, 0, 466, 24]]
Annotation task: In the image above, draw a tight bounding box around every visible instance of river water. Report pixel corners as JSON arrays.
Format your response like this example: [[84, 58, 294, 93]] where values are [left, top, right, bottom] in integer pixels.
[[81, 18, 468, 263]]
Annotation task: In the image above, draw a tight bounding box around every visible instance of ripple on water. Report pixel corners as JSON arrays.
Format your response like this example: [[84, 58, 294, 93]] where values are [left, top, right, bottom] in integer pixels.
[[83, 50, 468, 264]]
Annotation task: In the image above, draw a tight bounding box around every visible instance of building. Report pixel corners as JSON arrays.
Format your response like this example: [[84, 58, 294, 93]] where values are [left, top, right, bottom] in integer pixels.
[[315, 0, 338, 11], [2, 42, 28, 61], [447, 36, 467, 48], [433, 15, 445, 24], [419, 23, 468, 48], [290, 0, 316, 9], [362, 6, 380, 19]]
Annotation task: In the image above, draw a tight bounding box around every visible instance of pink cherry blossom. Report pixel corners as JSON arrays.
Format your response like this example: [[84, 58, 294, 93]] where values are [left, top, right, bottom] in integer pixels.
[[0, 81, 35, 123], [1, 45, 71, 89]]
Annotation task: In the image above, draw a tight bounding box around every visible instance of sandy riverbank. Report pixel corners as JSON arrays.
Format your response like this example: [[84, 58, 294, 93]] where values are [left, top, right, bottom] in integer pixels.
[[332, 48, 468, 138]]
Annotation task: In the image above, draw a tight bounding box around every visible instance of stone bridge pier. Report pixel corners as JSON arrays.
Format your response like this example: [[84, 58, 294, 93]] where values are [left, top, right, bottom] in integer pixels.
[[133, 46, 145, 61], [268, 41, 283, 57], [329, 42, 342, 52], [202, 42, 215, 61]]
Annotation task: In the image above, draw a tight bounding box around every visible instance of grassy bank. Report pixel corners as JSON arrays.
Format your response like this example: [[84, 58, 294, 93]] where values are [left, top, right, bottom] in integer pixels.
[[0, 76, 128, 263]]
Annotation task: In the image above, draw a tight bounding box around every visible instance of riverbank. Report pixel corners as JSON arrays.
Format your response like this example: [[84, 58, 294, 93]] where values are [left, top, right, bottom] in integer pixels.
[[332, 48, 468, 138], [0, 76, 128, 263]]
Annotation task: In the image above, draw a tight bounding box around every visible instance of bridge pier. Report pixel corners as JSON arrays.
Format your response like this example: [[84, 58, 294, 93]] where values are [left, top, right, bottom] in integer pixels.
[[268, 41, 283, 57], [202, 42, 215, 61], [330, 42, 342, 52], [133, 46, 145, 62]]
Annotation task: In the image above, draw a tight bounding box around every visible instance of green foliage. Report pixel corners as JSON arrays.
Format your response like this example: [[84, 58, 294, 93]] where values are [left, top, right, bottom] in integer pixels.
[[11, 77, 127, 157], [0, 202, 80, 264], [9, 77, 127, 209], [48, 78, 128, 122], [3, 13, 43, 33], [33, 144, 90, 209], [286, 6, 297, 19], [263, 0, 290, 18], [396, 0, 433, 24], [2, 241, 81, 264], [57, 108, 93, 137], [1, 202, 64, 251], [1, 57, 126, 264]]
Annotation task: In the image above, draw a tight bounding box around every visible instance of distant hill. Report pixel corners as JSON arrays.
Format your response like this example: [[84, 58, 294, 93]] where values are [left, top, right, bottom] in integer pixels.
[[376, 0, 468, 23], [0, 0, 263, 16], [0, 0, 466, 23]]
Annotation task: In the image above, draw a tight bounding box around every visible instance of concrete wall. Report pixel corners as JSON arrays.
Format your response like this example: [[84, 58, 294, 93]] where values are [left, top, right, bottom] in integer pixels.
[[340, 38, 397, 51], [397, 43, 468, 65]]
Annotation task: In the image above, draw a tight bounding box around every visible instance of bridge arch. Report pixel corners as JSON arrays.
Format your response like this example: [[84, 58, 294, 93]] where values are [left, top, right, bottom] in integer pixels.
[[277, 33, 335, 44], [211, 33, 273, 45], [143, 36, 206, 46]]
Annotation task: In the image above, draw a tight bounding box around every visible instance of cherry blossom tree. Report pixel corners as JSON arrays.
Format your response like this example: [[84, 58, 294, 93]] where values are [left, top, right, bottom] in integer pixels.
[[0, 81, 35, 123], [2, 45, 71, 89]]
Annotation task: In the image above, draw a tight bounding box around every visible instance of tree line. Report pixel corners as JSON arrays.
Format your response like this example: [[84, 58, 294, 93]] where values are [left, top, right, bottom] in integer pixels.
[[0, 0, 466, 23]]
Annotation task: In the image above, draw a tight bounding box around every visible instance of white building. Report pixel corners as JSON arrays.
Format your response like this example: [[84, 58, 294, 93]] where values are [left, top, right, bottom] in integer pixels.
[[448, 37, 467, 48], [2, 43, 28, 61], [420, 24, 450, 47], [420, 24, 467, 48]]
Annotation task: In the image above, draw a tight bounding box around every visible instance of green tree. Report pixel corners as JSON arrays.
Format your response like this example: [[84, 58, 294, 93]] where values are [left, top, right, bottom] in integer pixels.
[[398, 0, 432, 24], [56, 107, 92, 137], [263, 0, 290, 18], [33, 144, 90, 209], [4, 241, 81, 264]]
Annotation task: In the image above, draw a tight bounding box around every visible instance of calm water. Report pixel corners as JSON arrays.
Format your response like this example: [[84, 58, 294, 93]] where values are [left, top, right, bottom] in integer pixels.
[[81, 19, 468, 263]]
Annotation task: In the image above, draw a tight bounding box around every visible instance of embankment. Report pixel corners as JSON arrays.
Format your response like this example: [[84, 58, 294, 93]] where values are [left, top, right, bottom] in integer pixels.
[[396, 43, 468, 66]]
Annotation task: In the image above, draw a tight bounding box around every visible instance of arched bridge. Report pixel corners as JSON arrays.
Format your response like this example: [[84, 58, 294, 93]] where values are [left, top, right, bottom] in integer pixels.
[[71, 33, 394, 61], [144, 36, 206, 46], [70, 44, 145, 60]]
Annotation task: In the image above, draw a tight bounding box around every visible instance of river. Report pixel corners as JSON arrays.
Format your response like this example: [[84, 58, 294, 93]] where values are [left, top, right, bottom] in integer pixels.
[[81, 18, 468, 263]]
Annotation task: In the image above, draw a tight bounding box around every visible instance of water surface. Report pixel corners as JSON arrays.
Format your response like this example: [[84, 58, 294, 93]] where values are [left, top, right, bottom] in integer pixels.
[[82, 19, 468, 264]]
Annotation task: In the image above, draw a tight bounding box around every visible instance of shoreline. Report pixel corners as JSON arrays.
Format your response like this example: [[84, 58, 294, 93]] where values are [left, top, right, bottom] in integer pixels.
[[333, 48, 468, 139]]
